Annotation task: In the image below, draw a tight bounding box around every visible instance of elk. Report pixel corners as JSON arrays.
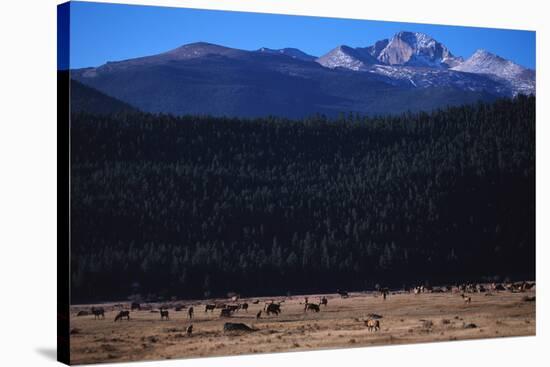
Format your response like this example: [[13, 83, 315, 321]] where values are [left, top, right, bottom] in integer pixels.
[[365, 319, 380, 331], [226, 304, 240, 313], [205, 304, 216, 312], [240, 303, 249, 312], [337, 289, 349, 298], [160, 309, 169, 320], [186, 324, 193, 336], [114, 311, 130, 322], [304, 303, 320, 312], [320, 297, 328, 307], [91, 307, 105, 320], [131, 302, 141, 311], [256, 310, 262, 319], [265, 303, 281, 316], [188, 306, 194, 319]]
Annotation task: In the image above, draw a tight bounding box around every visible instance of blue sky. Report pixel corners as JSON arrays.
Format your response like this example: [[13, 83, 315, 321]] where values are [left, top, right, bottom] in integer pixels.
[[65, 1, 536, 69]]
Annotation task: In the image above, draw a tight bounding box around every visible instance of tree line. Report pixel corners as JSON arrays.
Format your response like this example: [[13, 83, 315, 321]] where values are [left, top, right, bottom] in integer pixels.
[[70, 95, 535, 303]]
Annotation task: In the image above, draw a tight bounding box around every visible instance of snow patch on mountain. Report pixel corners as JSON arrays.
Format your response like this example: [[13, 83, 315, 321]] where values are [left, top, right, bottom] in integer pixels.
[[257, 47, 316, 61]]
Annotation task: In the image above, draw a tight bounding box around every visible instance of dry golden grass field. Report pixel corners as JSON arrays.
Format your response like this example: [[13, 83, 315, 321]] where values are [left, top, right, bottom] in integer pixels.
[[69, 287, 535, 365]]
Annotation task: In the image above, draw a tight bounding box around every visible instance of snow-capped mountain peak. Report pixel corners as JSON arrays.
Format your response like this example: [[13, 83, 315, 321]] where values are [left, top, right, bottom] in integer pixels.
[[316, 45, 375, 70], [313, 31, 534, 96], [453, 49, 522, 76], [451, 49, 535, 96], [376, 31, 461, 68]]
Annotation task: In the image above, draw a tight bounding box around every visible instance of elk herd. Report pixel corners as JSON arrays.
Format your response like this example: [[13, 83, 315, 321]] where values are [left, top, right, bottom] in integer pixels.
[[75, 281, 534, 337], [408, 281, 535, 296]]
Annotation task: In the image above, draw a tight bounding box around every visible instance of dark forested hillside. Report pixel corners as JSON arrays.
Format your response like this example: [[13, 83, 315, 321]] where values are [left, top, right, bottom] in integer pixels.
[[70, 96, 535, 303], [70, 79, 138, 115]]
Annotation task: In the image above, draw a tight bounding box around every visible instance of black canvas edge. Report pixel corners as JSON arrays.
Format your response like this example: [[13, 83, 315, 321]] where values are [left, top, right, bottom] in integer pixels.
[[57, 2, 71, 365]]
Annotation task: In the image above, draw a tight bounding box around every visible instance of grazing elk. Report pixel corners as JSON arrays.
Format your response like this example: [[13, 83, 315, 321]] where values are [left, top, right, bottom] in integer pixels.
[[365, 319, 380, 332], [205, 304, 216, 312], [114, 311, 130, 322], [320, 297, 328, 307], [188, 306, 194, 319], [186, 324, 193, 336], [304, 303, 320, 312], [91, 307, 105, 320], [160, 309, 169, 320]]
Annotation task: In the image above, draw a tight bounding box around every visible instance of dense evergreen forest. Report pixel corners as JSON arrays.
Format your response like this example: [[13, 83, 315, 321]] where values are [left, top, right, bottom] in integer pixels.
[[70, 96, 535, 303]]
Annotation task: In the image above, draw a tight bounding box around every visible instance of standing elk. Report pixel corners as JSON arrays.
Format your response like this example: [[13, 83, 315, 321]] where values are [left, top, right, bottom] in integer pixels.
[[365, 319, 380, 331], [336, 290, 349, 298], [188, 306, 194, 319], [265, 303, 281, 316], [160, 309, 169, 320], [91, 307, 105, 319], [226, 304, 240, 313], [304, 303, 320, 312], [320, 297, 328, 307], [205, 304, 216, 312], [186, 324, 193, 336]]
